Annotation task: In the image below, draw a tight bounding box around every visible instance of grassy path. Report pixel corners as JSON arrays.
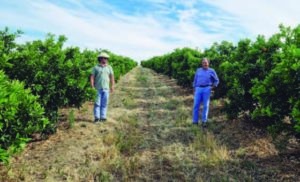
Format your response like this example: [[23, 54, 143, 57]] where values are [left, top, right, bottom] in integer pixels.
[[1, 67, 298, 181]]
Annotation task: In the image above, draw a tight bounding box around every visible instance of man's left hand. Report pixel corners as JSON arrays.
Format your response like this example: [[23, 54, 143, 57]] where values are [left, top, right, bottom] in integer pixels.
[[110, 88, 115, 93]]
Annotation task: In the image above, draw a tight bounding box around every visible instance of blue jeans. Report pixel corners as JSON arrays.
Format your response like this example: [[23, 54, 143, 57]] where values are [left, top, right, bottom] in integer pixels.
[[94, 89, 109, 119], [193, 87, 211, 123]]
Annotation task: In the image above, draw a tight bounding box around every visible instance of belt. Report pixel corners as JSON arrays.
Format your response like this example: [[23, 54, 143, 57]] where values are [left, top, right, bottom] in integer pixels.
[[198, 85, 211, 87]]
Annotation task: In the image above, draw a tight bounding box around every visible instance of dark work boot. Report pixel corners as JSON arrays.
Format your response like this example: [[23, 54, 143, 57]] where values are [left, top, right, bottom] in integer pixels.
[[94, 118, 100, 124]]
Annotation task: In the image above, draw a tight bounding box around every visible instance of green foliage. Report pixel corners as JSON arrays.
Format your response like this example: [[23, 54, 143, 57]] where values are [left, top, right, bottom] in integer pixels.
[[250, 25, 300, 134], [0, 148, 10, 165], [68, 109, 75, 129], [0, 71, 48, 163], [202, 41, 235, 99], [2, 35, 94, 128], [142, 24, 300, 136], [106, 50, 137, 81], [0, 27, 22, 70], [141, 45, 232, 99], [1, 30, 137, 131], [141, 48, 202, 87], [0, 28, 137, 163], [222, 33, 282, 119], [80, 49, 137, 83]]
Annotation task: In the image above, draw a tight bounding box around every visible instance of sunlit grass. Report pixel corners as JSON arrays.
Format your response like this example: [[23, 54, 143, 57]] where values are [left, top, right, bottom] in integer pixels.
[[0, 67, 282, 181], [68, 109, 75, 128]]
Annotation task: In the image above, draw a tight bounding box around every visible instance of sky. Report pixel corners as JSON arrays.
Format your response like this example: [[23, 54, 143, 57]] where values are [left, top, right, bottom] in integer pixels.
[[0, 0, 299, 62]]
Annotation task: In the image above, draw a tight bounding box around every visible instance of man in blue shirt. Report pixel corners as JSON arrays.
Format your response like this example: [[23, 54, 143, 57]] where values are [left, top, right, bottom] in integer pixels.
[[193, 58, 219, 127]]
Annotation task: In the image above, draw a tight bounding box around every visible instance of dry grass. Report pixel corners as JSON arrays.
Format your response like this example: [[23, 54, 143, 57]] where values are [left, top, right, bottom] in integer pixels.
[[0, 67, 299, 181]]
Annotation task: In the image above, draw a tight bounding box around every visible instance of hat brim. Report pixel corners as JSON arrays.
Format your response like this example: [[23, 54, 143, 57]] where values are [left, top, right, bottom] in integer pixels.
[[98, 56, 109, 59]]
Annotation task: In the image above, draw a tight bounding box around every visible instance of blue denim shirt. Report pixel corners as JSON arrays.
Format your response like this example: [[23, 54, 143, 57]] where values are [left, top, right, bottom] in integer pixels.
[[193, 68, 219, 87]]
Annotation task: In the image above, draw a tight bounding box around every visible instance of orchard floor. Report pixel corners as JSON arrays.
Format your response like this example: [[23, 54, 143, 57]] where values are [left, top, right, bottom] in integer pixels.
[[1, 67, 299, 181]]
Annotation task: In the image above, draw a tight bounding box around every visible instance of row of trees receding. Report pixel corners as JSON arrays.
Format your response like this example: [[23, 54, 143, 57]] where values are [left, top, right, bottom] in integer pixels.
[[141, 24, 300, 137], [0, 28, 137, 163]]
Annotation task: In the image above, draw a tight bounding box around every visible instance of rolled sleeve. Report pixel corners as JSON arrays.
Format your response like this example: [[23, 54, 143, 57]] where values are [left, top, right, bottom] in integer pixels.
[[91, 67, 96, 75], [193, 69, 199, 87]]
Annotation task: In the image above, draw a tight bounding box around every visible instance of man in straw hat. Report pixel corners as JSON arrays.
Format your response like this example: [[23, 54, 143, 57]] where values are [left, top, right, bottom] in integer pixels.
[[192, 58, 219, 128], [90, 52, 115, 123]]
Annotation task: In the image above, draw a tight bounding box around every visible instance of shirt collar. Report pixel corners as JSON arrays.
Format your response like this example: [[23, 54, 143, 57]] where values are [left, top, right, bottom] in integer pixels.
[[99, 63, 108, 67]]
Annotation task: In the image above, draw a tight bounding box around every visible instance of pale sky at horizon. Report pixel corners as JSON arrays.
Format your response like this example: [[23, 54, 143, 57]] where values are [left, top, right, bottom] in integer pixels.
[[1, 0, 299, 62]]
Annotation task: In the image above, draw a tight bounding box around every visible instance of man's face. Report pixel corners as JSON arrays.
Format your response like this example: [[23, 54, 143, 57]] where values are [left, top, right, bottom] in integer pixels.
[[100, 57, 108, 64], [202, 60, 209, 69]]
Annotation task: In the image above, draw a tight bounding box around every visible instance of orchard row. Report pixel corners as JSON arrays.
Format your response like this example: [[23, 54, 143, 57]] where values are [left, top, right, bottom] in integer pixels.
[[142, 24, 300, 137], [0, 28, 137, 163]]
